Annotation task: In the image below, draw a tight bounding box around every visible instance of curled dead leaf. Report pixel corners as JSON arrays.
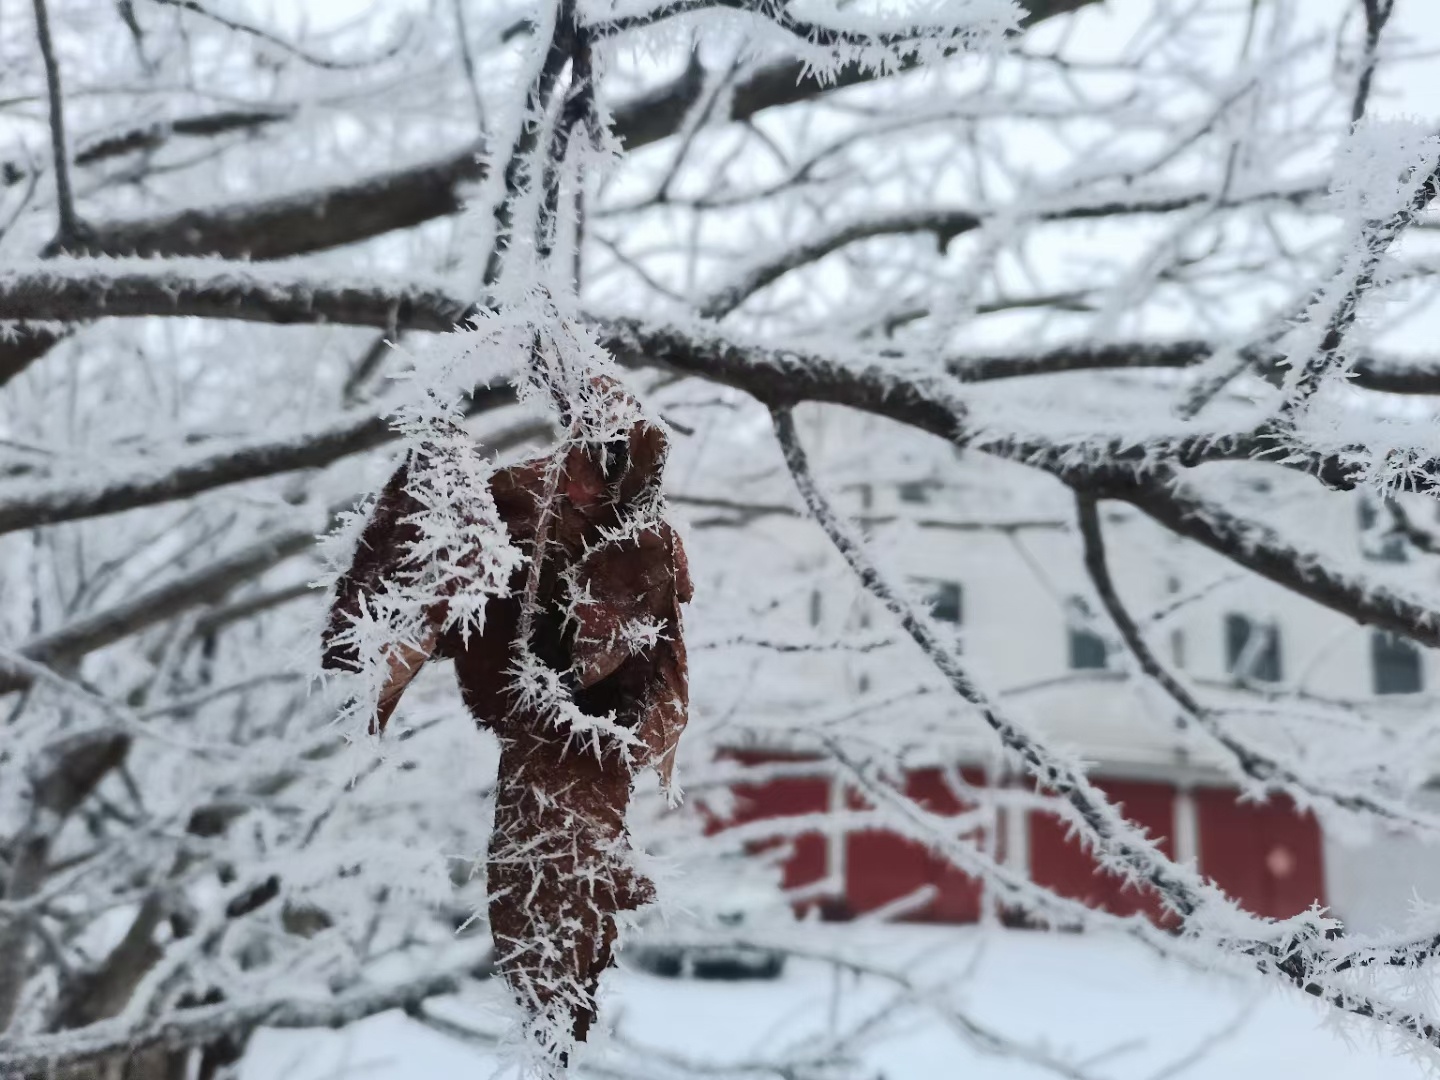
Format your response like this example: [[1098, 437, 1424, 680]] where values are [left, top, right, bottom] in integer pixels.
[[322, 407, 690, 1061]]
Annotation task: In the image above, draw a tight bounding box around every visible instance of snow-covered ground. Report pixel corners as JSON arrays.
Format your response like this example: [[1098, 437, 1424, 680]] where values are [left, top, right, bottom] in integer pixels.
[[242, 925, 1434, 1080]]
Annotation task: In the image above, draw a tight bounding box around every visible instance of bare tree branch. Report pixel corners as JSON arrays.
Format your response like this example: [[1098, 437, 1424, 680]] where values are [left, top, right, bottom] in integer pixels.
[[2, 108, 298, 188], [0, 731, 131, 1029], [2, 293, 1434, 662], [1283, 160, 1440, 407], [0, 529, 317, 694], [0, 324, 68, 387], [947, 339, 1440, 395], [0, 959, 483, 1074], [0, 261, 471, 332], [1073, 490, 1433, 826], [0, 412, 395, 536], [54, 146, 488, 260], [1082, 467, 1440, 649], [14, 263, 1440, 399], [0, 397, 535, 536], [30, 0, 84, 249], [700, 185, 1322, 318], [770, 404, 1440, 1050], [49, 0, 1093, 261], [1351, 0, 1396, 125], [150, 0, 410, 71], [604, 320, 1440, 649]]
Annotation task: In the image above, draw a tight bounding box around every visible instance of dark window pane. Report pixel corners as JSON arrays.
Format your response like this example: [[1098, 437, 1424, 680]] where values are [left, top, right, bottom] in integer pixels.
[[1225, 614, 1282, 682], [928, 581, 963, 624], [1064, 597, 1107, 669], [809, 589, 822, 627], [1171, 629, 1186, 670], [1373, 632, 1422, 695], [1069, 627, 1108, 669], [898, 481, 930, 504]]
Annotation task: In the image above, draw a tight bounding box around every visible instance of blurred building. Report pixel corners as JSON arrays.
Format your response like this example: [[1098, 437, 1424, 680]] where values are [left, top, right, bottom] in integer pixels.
[[692, 409, 1440, 936]]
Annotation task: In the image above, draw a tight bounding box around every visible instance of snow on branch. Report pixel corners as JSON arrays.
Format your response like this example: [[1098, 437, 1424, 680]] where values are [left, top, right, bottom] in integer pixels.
[[24, 1, 1085, 265], [1073, 491, 1440, 830], [769, 406, 1219, 919], [588, 0, 1019, 60], [6, 305, 1436, 661], [1279, 127, 1440, 408], [0, 959, 484, 1075], [0, 527, 315, 693], [0, 389, 521, 537], [769, 404, 1440, 1052], [946, 338, 1440, 396], [0, 257, 472, 332], [698, 183, 1323, 318], [13, 259, 1440, 399], [1085, 467, 1440, 650]]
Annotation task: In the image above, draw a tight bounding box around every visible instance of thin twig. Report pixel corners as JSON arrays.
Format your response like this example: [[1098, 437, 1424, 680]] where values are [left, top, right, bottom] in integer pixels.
[[485, 0, 579, 287], [451, 0, 488, 135], [30, 0, 82, 248], [1282, 156, 1440, 408], [1073, 490, 1437, 828], [1351, 0, 1395, 125], [770, 404, 1440, 1049], [769, 406, 1208, 919], [150, 0, 409, 71]]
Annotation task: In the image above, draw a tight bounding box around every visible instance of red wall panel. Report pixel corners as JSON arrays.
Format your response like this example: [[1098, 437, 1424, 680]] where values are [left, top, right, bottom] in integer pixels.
[[715, 758, 1327, 928], [1029, 779, 1176, 924], [1195, 789, 1324, 918], [721, 753, 830, 898], [844, 767, 987, 922]]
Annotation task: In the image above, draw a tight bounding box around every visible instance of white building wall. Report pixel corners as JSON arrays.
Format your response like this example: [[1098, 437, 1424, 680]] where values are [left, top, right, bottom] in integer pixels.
[[677, 404, 1440, 930]]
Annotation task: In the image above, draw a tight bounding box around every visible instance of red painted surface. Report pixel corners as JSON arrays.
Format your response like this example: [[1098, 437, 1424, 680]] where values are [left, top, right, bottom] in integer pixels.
[[1029, 779, 1176, 923], [721, 752, 829, 897], [713, 756, 1327, 927], [1195, 789, 1324, 918], [844, 767, 987, 922]]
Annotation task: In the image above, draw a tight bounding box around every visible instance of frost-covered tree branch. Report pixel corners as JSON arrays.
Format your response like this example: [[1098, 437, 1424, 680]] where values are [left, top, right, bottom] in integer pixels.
[[700, 184, 1323, 319], [0, 959, 484, 1075], [771, 404, 1440, 1051], [1073, 490, 1437, 826], [5, 0, 1440, 1074], [0, 260, 473, 332]]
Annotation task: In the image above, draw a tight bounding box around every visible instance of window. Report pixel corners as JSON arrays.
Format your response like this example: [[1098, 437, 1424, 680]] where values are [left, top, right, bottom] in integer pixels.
[[808, 589, 822, 627], [1358, 497, 1407, 563], [1170, 628, 1187, 670], [898, 481, 930, 505], [1373, 632, 1422, 695], [1225, 614, 1282, 683], [924, 580, 963, 624], [1065, 598, 1108, 670], [1069, 629, 1108, 670]]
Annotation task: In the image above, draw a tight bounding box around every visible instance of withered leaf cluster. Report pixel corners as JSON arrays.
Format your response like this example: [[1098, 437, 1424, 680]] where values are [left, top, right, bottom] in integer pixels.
[[322, 415, 691, 1057]]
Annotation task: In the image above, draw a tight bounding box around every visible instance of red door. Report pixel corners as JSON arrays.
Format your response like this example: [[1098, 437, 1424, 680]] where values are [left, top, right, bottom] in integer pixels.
[[1029, 778, 1176, 924], [1195, 789, 1324, 918], [844, 767, 987, 922]]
